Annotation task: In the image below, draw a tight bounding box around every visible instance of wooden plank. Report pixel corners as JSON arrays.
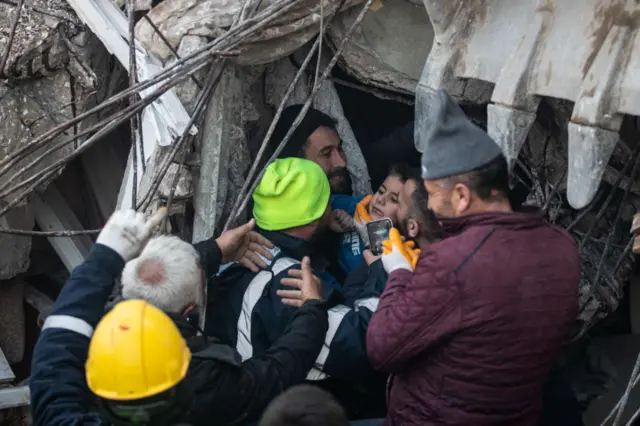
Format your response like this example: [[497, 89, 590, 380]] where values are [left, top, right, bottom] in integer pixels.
[[24, 284, 54, 327], [33, 185, 91, 273], [0, 385, 30, 410], [0, 347, 15, 385]]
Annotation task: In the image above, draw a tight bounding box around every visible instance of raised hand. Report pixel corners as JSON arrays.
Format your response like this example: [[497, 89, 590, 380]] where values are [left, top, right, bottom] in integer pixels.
[[216, 219, 275, 272], [97, 208, 167, 262], [277, 257, 324, 307]]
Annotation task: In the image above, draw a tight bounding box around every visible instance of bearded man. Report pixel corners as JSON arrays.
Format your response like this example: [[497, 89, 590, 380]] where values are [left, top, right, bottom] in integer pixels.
[[367, 89, 580, 426]]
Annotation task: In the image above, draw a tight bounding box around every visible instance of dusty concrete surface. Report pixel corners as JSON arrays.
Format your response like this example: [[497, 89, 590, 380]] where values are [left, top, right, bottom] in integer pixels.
[[0, 204, 33, 280]]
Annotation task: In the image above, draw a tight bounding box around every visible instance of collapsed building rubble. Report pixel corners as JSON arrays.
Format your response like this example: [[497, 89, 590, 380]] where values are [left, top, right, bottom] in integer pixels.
[[1, 0, 640, 421]]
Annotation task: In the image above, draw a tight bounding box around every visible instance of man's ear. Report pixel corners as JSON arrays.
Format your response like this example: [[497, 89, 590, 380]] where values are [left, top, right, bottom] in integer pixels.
[[407, 218, 420, 239], [452, 183, 471, 215]]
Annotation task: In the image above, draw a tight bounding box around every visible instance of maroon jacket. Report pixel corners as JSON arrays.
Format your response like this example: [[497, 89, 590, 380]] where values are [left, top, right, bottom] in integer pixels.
[[366, 212, 580, 426]]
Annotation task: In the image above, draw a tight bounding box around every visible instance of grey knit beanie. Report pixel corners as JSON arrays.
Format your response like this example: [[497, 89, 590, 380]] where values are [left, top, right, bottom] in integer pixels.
[[421, 89, 503, 180]]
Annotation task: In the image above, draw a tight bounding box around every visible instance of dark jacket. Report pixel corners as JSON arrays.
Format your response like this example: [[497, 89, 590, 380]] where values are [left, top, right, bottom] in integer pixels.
[[30, 237, 329, 426], [206, 230, 386, 381], [367, 212, 580, 426], [174, 301, 329, 425]]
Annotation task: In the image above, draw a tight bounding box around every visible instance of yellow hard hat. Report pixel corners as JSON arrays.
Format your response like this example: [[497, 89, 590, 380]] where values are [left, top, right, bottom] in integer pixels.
[[86, 299, 191, 401]]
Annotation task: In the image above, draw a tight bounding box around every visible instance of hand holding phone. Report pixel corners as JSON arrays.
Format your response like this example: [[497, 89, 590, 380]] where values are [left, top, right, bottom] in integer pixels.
[[366, 218, 393, 256]]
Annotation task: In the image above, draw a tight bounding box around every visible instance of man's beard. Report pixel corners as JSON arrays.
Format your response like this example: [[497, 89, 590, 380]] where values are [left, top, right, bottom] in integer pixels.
[[396, 216, 409, 239], [310, 213, 331, 243], [327, 167, 352, 195]]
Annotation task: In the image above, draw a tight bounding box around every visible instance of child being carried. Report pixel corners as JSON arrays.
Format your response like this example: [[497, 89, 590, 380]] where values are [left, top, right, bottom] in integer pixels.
[[330, 163, 414, 274]]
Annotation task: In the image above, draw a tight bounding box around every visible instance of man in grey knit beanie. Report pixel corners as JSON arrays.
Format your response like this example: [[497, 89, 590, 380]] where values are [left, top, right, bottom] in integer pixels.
[[369, 88, 580, 426], [420, 89, 511, 217]]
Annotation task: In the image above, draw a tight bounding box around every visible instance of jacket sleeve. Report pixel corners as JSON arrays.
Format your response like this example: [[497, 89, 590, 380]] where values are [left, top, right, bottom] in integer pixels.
[[30, 244, 125, 426], [342, 259, 387, 307], [192, 237, 223, 279], [366, 250, 462, 372], [188, 299, 328, 425], [268, 264, 384, 380], [330, 194, 364, 216]]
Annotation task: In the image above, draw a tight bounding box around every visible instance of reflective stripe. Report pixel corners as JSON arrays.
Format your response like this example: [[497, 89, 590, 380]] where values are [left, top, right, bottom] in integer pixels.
[[354, 297, 379, 312], [42, 315, 94, 338], [306, 367, 328, 381], [236, 257, 300, 361], [306, 304, 351, 381]]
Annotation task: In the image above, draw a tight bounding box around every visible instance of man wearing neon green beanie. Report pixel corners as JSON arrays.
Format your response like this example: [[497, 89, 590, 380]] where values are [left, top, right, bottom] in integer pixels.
[[252, 157, 332, 237], [207, 157, 381, 397]]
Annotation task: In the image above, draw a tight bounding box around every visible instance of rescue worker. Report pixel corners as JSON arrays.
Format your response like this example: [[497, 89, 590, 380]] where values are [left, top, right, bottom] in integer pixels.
[[30, 208, 330, 426], [269, 105, 420, 195], [367, 89, 580, 425], [269, 105, 419, 284], [208, 158, 386, 417]]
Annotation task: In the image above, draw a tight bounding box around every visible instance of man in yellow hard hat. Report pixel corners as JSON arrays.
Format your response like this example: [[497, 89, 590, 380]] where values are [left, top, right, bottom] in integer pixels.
[[30, 208, 329, 426]]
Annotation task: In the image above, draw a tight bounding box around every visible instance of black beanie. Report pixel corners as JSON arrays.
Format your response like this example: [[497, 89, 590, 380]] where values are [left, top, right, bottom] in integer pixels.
[[269, 105, 338, 158]]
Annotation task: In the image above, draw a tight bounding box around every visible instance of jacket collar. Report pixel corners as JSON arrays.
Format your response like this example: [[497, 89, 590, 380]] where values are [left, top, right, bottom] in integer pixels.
[[167, 312, 200, 338], [259, 229, 330, 272], [438, 209, 546, 237]]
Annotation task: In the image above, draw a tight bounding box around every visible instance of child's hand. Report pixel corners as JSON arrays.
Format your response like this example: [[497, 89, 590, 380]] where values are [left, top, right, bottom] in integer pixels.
[[329, 209, 355, 233]]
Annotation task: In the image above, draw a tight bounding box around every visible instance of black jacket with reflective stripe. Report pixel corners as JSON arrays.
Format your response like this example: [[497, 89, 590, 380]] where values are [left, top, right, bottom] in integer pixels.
[[30, 237, 328, 426]]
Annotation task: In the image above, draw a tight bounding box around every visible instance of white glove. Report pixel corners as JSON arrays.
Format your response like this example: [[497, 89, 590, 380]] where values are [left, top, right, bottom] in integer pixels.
[[381, 228, 421, 274], [97, 208, 167, 261], [354, 195, 372, 246]]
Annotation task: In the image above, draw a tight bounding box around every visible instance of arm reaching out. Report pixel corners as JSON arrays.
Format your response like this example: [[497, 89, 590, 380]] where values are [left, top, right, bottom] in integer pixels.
[[30, 208, 168, 426], [194, 219, 276, 277], [188, 295, 329, 424]]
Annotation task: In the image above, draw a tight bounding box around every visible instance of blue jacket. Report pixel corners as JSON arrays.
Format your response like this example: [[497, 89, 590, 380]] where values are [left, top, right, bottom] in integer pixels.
[[30, 235, 329, 426], [330, 194, 366, 274], [206, 229, 386, 381], [30, 244, 124, 426]]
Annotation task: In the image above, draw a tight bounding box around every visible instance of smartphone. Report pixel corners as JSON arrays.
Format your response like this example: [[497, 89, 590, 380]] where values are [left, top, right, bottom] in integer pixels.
[[367, 218, 393, 256]]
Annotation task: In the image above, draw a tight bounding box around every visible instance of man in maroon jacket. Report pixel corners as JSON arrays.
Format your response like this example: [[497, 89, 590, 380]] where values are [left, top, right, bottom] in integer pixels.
[[366, 89, 580, 426]]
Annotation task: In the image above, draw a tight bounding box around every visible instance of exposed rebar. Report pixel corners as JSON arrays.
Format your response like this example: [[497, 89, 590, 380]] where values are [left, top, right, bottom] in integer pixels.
[[224, 0, 375, 230]]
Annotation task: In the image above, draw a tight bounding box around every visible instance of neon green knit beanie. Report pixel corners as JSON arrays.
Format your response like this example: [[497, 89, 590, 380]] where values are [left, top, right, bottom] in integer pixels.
[[253, 158, 330, 231]]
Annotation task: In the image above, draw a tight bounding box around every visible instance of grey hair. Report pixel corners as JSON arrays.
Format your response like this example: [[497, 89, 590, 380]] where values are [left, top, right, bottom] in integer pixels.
[[121, 235, 202, 314]]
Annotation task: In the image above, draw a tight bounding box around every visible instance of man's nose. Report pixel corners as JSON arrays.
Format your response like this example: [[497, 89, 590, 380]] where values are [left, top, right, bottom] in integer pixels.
[[331, 150, 346, 168]]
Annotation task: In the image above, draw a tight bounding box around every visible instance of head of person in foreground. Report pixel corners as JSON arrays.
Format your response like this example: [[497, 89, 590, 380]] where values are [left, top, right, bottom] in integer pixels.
[[259, 384, 349, 426], [120, 218, 274, 317], [420, 89, 512, 218], [86, 299, 192, 426], [252, 157, 332, 242], [121, 235, 205, 318]]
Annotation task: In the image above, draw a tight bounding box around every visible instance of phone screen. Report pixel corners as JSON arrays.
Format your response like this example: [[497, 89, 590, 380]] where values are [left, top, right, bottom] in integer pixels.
[[367, 218, 393, 256]]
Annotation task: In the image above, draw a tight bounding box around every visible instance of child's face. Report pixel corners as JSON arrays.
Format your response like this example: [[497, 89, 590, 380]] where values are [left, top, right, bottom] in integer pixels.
[[368, 175, 404, 223]]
